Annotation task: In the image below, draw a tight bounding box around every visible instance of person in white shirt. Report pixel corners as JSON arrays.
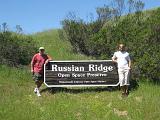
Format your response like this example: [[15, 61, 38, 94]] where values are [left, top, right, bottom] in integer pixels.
[[112, 44, 131, 97]]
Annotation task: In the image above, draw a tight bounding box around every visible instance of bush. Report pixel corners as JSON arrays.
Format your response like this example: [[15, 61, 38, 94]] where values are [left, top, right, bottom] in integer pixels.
[[0, 31, 37, 66], [61, 8, 160, 81]]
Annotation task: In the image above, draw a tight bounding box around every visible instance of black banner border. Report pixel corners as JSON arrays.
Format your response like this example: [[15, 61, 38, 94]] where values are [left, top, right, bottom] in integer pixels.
[[44, 60, 120, 87]]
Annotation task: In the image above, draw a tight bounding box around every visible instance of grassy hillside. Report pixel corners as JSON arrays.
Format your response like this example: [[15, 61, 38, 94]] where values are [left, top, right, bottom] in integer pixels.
[[0, 30, 160, 120], [32, 29, 91, 60]]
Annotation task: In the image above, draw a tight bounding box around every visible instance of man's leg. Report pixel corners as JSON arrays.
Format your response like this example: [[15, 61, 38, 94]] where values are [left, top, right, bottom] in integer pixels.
[[118, 69, 126, 96], [121, 86, 126, 95], [35, 81, 42, 89], [124, 69, 130, 95], [38, 80, 43, 88], [123, 85, 129, 95], [33, 73, 43, 96], [35, 81, 41, 96]]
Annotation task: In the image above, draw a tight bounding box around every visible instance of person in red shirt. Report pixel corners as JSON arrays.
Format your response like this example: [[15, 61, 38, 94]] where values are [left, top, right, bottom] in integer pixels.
[[31, 47, 52, 96]]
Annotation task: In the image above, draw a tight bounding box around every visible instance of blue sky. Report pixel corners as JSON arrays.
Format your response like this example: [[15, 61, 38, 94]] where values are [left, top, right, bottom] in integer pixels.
[[0, 0, 160, 34]]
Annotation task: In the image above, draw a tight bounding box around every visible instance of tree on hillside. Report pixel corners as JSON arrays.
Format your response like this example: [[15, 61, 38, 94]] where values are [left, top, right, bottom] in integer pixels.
[[111, 0, 125, 18], [127, 0, 144, 13], [1, 22, 8, 32], [16, 25, 23, 34], [128, 0, 135, 13], [134, 0, 144, 13], [62, 14, 89, 55], [96, 5, 113, 22], [0, 23, 37, 66], [61, 0, 160, 82], [61, 0, 145, 56]]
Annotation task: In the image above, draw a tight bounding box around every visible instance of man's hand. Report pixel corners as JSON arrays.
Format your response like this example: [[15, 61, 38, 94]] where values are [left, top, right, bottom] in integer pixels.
[[45, 59, 50, 64], [112, 56, 117, 63], [112, 60, 117, 63], [31, 70, 34, 74]]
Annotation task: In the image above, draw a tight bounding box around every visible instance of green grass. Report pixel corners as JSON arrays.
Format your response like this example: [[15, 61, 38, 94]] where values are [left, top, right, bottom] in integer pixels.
[[32, 29, 91, 60], [0, 30, 160, 120], [0, 65, 160, 120]]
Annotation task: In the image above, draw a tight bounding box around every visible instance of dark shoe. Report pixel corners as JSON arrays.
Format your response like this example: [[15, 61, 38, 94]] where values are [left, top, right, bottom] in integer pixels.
[[122, 92, 128, 98], [126, 90, 129, 96]]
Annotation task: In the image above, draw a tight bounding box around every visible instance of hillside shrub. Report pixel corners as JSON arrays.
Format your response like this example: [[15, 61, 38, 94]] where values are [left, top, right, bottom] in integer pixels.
[[61, 8, 160, 81], [0, 31, 37, 66]]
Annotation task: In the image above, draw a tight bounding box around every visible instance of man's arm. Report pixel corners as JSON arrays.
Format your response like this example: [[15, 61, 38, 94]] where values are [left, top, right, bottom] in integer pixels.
[[45, 55, 52, 64], [127, 54, 131, 69], [128, 60, 131, 69], [112, 53, 117, 62], [31, 62, 34, 73], [31, 55, 36, 73]]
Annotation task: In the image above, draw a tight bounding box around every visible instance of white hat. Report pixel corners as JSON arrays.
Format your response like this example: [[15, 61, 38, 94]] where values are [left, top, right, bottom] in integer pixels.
[[39, 47, 45, 50]]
